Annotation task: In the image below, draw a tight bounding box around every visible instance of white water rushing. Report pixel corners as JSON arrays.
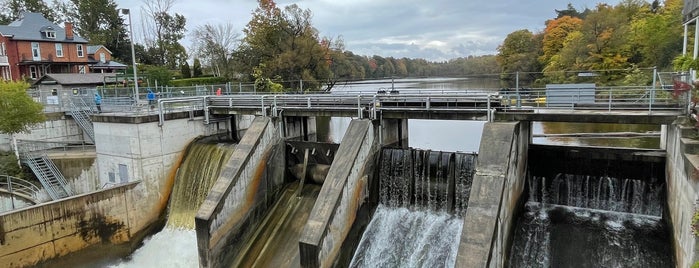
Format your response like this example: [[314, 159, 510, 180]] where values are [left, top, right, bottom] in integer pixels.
[[108, 228, 199, 267], [350, 204, 463, 268]]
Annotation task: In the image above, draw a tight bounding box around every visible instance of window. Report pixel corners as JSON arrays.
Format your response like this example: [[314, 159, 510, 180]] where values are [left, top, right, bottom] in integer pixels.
[[29, 66, 37, 79], [99, 52, 105, 63], [0, 42, 5, 56], [31, 42, 40, 60], [45, 31, 56, 38], [55, 43, 63, 57], [78, 65, 85, 74], [76, 44, 84, 57]]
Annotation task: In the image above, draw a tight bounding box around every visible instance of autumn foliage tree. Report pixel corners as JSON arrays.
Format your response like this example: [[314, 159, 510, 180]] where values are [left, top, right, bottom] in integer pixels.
[[501, 0, 684, 86]]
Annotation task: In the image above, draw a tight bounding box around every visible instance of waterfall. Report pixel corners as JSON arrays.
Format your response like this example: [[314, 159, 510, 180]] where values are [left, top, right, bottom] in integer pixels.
[[168, 141, 236, 228], [509, 172, 672, 267], [378, 148, 477, 214], [109, 139, 235, 267], [528, 174, 664, 216], [351, 148, 477, 268]]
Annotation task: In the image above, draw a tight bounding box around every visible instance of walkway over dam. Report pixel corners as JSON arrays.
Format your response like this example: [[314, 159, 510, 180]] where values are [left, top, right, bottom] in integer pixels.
[[0, 86, 695, 267], [152, 89, 684, 125]]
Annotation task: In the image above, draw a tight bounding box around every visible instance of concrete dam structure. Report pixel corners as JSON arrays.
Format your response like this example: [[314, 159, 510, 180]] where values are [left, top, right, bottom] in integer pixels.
[[1, 91, 697, 267]]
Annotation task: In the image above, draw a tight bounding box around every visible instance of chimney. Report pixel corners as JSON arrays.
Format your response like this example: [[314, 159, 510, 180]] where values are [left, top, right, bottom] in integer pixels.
[[64, 22, 74, 40]]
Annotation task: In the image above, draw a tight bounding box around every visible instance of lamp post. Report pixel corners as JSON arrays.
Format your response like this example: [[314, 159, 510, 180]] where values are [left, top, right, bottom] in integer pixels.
[[120, 8, 139, 103]]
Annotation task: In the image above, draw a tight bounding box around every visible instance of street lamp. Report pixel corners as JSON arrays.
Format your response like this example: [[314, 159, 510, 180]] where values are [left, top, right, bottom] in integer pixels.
[[120, 8, 139, 103]]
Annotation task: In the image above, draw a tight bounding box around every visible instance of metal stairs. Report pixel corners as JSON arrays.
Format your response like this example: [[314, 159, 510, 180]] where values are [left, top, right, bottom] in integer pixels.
[[23, 154, 73, 200], [69, 97, 96, 143]]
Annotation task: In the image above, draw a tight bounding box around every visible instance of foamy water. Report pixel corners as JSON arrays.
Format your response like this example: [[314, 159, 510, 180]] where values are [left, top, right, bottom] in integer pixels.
[[109, 228, 199, 267]]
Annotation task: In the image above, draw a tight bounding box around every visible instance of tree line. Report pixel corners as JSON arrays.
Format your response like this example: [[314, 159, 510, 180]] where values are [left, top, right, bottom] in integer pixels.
[[498, 0, 684, 86], [0, 0, 686, 90]]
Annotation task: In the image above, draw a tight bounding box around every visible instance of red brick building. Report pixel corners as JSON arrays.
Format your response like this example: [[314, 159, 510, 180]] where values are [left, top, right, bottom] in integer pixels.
[[0, 12, 90, 81]]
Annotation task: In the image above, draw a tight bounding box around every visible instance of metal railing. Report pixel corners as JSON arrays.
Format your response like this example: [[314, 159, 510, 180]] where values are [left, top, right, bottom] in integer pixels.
[[68, 97, 96, 143], [498, 85, 683, 112], [16, 140, 80, 200], [0, 174, 44, 207]]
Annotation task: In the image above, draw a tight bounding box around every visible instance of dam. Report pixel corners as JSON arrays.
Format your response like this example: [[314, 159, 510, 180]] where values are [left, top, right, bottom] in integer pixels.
[[0, 83, 696, 267]]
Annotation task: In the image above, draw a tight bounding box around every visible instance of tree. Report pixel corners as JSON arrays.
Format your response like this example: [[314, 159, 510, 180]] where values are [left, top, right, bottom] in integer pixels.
[[60, 0, 131, 61], [0, 81, 45, 135], [236, 0, 331, 91], [540, 16, 583, 67], [192, 58, 203, 77], [0, 81, 46, 164], [180, 61, 191, 78], [191, 23, 240, 79], [0, 0, 60, 23], [144, 65, 173, 86], [140, 0, 187, 68], [628, 0, 682, 69], [497, 29, 541, 77]]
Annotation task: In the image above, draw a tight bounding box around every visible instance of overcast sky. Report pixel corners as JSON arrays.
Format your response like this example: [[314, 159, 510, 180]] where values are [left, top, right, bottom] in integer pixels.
[[114, 0, 623, 61]]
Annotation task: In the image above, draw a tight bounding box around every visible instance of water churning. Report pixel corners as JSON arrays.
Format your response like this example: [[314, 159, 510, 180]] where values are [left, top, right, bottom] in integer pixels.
[[351, 148, 477, 268], [509, 173, 672, 267]]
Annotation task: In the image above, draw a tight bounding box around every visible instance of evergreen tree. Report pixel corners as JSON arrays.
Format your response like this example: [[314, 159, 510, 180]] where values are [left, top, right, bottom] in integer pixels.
[[180, 61, 191, 78]]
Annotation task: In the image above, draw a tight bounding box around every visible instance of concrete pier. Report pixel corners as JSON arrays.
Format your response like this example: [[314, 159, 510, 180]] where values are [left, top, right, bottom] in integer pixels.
[[456, 122, 529, 267], [299, 119, 380, 268], [195, 117, 286, 268]]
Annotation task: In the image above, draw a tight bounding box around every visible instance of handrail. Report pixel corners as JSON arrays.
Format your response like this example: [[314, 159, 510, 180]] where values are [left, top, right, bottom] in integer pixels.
[[0, 174, 43, 206]]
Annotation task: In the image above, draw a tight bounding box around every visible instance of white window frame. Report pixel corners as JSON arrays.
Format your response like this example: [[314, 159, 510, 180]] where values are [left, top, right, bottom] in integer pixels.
[[78, 65, 85, 74], [31, 42, 41, 61], [99, 52, 105, 63], [77, 44, 84, 57], [46, 31, 56, 38], [0, 42, 5, 56], [55, 43, 63, 57], [29, 66, 38, 79]]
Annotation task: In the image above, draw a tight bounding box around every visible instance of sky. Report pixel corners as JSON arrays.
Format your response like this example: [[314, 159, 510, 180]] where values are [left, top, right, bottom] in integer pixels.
[[113, 0, 623, 61]]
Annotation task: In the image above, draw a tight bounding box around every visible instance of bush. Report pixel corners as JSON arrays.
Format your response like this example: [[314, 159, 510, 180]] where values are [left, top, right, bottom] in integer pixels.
[[0, 151, 23, 178], [171, 77, 229, 87]]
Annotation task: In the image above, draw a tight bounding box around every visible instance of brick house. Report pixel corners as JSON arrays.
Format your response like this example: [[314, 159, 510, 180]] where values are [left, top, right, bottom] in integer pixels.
[[87, 45, 127, 73], [0, 12, 90, 81]]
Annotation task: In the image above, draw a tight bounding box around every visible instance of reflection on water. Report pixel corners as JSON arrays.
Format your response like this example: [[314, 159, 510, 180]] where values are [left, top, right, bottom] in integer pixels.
[[330, 77, 502, 93], [533, 122, 661, 149], [326, 117, 484, 152]]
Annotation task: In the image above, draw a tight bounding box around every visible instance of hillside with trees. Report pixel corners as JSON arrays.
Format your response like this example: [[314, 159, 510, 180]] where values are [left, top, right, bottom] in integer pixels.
[[498, 0, 684, 86]]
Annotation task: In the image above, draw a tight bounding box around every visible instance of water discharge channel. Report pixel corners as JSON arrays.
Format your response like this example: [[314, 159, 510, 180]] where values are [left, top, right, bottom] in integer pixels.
[[110, 140, 236, 267], [349, 148, 476, 267], [508, 172, 673, 267]]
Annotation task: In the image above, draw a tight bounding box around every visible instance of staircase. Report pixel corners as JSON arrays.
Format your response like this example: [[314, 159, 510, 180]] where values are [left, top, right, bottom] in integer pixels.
[[17, 142, 74, 201], [23, 154, 73, 200], [69, 97, 96, 143]]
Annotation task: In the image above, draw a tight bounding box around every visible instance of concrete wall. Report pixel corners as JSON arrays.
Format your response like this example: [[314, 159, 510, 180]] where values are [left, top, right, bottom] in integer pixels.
[[284, 116, 317, 141], [299, 119, 379, 268], [666, 118, 699, 268], [456, 121, 529, 267], [195, 117, 284, 268], [0, 182, 140, 268], [0, 112, 86, 152], [93, 114, 220, 227], [380, 118, 408, 147]]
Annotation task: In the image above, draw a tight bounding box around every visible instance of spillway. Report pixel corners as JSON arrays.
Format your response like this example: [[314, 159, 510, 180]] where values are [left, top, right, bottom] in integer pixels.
[[350, 148, 476, 267], [508, 173, 673, 267], [110, 140, 236, 267]]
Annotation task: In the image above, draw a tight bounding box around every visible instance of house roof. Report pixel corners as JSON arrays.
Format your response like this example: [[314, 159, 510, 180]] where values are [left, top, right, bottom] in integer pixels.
[[89, 60, 128, 69], [87, 45, 112, 55], [32, 73, 117, 86], [0, 12, 88, 43]]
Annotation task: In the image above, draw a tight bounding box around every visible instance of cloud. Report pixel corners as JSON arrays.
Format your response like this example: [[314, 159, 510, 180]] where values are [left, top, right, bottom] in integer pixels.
[[114, 0, 621, 61]]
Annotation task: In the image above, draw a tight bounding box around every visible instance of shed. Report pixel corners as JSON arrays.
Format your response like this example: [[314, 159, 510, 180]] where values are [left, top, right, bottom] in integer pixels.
[[545, 83, 596, 107], [31, 73, 117, 111]]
